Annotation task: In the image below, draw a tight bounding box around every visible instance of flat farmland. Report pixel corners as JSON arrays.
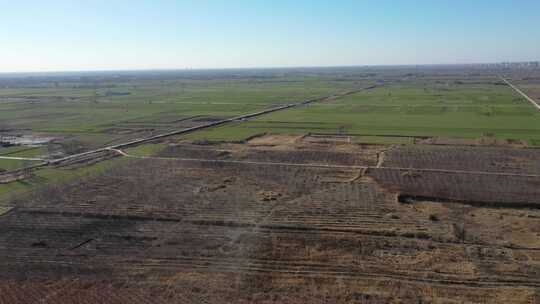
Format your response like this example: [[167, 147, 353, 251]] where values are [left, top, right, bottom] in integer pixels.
[[1, 135, 539, 303], [518, 84, 540, 104], [1, 67, 540, 303], [193, 81, 540, 145], [0, 72, 363, 157]]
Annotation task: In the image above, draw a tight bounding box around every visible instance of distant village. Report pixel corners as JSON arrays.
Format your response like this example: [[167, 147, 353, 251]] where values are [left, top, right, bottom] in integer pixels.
[[483, 61, 540, 69]]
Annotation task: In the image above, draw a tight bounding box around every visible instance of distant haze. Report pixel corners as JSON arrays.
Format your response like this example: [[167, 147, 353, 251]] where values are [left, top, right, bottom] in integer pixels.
[[1, 0, 539, 73]]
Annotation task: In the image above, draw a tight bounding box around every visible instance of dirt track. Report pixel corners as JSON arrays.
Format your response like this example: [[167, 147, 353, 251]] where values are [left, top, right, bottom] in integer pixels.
[[501, 76, 540, 111]]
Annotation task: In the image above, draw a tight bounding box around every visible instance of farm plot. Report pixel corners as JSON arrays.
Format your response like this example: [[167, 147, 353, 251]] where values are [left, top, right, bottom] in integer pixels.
[[158, 136, 540, 208], [158, 134, 383, 167], [506, 69, 540, 106], [191, 82, 540, 144], [382, 145, 540, 175], [2, 139, 540, 303], [368, 168, 540, 207], [520, 84, 540, 104]]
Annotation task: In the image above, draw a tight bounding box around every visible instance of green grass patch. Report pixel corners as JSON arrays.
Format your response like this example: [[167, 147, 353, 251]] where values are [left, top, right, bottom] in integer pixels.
[[125, 143, 167, 157], [0, 159, 41, 171], [5, 147, 45, 158], [529, 139, 540, 147], [0, 146, 32, 156], [181, 122, 265, 142]]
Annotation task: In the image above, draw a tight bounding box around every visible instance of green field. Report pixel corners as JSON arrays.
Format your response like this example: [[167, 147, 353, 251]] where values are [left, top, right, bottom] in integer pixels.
[[0, 159, 41, 171], [0, 76, 359, 153], [187, 82, 540, 144], [5, 72, 535, 149], [0, 78, 355, 132]]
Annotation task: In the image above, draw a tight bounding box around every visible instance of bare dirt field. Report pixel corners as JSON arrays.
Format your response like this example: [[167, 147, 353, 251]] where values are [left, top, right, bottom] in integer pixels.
[[1, 134, 539, 303]]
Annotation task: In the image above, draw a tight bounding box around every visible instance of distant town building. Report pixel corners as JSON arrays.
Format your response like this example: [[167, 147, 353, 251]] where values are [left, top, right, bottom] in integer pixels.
[[491, 61, 539, 69]]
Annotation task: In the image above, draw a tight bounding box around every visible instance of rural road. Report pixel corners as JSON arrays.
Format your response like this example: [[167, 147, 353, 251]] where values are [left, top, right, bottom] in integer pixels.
[[501, 76, 540, 111]]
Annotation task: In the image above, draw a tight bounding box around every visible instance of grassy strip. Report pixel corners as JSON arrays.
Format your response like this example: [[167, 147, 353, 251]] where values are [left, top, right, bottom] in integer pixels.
[[0, 146, 34, 156], [0, 159, 42, 171]]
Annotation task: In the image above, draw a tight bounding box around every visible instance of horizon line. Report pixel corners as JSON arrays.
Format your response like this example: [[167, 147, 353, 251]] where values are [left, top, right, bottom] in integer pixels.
[[1, 61, 538, 76]]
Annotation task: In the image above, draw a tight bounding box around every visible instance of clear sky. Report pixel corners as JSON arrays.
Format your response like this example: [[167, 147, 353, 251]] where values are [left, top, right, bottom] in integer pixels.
[[1, 0, 539, 72]]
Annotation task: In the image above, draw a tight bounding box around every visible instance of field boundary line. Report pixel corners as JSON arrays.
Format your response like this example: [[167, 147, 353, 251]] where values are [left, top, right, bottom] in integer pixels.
[[500, 76, 540, 111], [109, 149, 540, 178]]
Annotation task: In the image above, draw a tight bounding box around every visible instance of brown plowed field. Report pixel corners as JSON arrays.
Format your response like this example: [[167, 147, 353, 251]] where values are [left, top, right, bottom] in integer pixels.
[[1, 136, 539, 303], [384, 145, 540, 175]]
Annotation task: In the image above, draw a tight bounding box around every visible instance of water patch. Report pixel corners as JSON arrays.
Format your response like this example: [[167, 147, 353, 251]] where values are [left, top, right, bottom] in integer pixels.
[[0, 135, 54, 147]]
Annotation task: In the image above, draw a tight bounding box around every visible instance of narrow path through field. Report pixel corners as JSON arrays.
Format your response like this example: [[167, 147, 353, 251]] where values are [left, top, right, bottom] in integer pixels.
[[0, 156, 45, 161], [500, 76, 540, 111], [375, 146, 395, 168]]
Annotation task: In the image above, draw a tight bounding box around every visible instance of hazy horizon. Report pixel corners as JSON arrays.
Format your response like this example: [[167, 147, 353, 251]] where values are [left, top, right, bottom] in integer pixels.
[[1, 0, 539, 73], [0, 62, 536, 77]]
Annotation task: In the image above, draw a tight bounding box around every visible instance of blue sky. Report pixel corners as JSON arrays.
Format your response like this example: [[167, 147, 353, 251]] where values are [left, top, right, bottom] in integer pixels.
[[0, 0, 539, 72]]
